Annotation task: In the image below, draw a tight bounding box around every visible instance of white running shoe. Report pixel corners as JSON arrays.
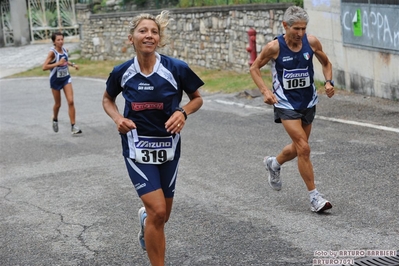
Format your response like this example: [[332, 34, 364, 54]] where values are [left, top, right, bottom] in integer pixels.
[[310, 194, 332, 213], [263, 156, 282, 191], [71, 125, 82, 134], [137, 207, 147, 251]]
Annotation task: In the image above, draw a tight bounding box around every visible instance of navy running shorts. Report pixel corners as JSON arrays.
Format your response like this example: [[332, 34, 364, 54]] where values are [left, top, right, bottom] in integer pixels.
[[124, 142, 181, 198], [51, 77, 71, 91], [274, 106, 316, 125]]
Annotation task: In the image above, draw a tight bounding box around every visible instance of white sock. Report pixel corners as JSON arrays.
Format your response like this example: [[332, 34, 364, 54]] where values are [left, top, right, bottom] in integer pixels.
[[309, 189, 319, 201], [271, 157, 281, 171]]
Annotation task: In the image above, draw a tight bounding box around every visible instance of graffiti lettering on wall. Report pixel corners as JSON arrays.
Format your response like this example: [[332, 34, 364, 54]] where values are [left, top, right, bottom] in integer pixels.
[[341, 3, 399, 52]]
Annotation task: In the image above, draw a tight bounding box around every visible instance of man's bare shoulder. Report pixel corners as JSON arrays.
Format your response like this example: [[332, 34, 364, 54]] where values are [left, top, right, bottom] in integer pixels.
[[306, 34, 321, 47], [261, 39, 280, 58], [265, 38, 279, 49]]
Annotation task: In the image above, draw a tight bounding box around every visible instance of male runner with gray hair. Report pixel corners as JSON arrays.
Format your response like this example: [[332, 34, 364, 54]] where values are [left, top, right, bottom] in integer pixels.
[[250, 6, 335, 213]]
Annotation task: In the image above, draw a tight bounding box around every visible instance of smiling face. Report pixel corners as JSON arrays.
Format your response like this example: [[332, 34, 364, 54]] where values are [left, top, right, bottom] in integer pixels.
[[129, 19, 160, 55]]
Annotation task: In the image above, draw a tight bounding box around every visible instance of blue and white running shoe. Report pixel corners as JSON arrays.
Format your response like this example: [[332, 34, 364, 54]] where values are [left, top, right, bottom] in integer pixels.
[[137, 207, 147, 250]]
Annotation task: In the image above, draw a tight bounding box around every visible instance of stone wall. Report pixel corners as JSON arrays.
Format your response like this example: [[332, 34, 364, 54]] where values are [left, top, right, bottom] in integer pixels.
[[76, 3, 290, 73]]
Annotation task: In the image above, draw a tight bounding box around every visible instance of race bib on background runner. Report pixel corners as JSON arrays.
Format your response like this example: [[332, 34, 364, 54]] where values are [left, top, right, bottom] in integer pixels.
[[57, 66, 69, 78]]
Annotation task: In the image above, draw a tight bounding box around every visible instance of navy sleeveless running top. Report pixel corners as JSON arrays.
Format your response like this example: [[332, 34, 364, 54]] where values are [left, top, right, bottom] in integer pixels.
[[271, 34, 318, 110]]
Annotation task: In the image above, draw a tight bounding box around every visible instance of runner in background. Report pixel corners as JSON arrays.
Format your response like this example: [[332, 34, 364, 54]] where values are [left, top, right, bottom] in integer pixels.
[[42, 31, 82, 134], [250, 6, 335, 213]]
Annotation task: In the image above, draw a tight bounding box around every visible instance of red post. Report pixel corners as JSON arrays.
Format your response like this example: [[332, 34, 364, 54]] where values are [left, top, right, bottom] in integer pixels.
[[246, 28, 257, 66]]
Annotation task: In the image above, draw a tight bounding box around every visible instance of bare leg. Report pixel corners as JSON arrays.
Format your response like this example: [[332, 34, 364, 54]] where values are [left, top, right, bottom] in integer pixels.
[[63, 83, 76, 125], [276, 143, 297, 165], [140, 189, 173, 266], [279, 119, 315, 191], [51, 89, 61, 120]]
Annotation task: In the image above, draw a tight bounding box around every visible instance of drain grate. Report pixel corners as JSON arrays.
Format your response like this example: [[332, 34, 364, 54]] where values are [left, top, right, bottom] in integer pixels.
[[346, 253, 399, 266]]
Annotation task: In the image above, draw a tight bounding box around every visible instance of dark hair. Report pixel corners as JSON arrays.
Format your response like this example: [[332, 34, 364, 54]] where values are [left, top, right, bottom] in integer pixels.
[[51, 32, 64, 42]]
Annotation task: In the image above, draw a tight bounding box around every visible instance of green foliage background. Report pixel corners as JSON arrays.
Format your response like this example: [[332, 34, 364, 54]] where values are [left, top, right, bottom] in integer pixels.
[[80, 0, 303, 12]]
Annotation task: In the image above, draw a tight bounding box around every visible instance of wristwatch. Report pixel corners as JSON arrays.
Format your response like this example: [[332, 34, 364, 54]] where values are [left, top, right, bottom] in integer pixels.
[[324, 80, 334, 87], [175, 107, 187, 120]]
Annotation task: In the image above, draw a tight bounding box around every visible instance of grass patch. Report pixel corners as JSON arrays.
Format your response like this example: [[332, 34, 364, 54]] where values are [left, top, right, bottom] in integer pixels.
[[11, 60, 331, 94], [9, 57, 273, 94], [191, 67, 271, 94]]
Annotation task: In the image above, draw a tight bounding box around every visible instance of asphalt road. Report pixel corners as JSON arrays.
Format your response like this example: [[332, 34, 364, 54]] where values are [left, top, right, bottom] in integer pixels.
[[0, 75, 398, 265]]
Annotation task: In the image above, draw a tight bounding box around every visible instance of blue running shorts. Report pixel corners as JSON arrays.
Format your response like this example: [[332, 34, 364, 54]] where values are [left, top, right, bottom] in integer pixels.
[[124, 141, 181, 198]]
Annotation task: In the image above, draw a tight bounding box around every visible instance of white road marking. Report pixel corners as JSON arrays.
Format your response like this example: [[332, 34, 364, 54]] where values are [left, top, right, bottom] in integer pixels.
[[316, 115, 399, 133], [207, 99, 399, 133]]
